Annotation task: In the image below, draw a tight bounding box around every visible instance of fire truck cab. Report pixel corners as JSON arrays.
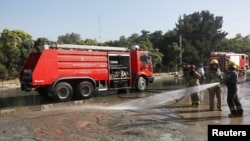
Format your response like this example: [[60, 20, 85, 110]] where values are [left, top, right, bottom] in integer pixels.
[[19, 44, 154, 102]]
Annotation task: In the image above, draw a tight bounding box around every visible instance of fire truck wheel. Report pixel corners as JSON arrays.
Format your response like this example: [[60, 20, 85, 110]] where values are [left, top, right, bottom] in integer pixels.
[[136, 76, 146, 92], [76, 81, 94, 99], [54, 82, 73, 102]]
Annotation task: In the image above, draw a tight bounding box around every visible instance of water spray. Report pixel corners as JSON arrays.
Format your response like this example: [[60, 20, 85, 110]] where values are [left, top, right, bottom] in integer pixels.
[[104, 82, 220, 111]]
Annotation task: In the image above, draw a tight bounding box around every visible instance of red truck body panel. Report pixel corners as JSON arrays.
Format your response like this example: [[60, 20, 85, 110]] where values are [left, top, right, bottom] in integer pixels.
[[21, 50, 110, 86]]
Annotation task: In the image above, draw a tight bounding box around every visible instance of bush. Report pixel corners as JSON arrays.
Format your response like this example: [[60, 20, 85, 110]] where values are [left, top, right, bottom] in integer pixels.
[[0, 64, 8, 80]]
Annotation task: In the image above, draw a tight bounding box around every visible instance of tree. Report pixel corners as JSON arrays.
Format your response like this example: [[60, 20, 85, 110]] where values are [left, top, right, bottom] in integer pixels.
[[232, 34, 250, 53], [157, 30, 179, 67], [0, 64, 8, 83], [104, 30, 164, 67], [79, 39, 98, 45], [149, 31, 164, 48], [218, 34, 250, 57], [139, 38, 163, 68], [164, 43, 181, 69], [58, 32, 81, 44], [0, 29, 34, 75], [128, 33, 140, 45], [175, 10, 227, 65], [34, 37, 51, 52]]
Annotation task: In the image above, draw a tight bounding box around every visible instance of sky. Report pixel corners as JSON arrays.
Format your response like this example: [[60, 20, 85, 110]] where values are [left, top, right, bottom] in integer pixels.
[[1, 0, 250, 42]]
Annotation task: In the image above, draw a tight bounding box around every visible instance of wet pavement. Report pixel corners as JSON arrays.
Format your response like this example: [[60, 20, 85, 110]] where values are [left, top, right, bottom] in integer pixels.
[[0, 73, 250, 141], [0, 72, 249, 110], [1, 73, 249, 115], [0, 75, 177, 109]]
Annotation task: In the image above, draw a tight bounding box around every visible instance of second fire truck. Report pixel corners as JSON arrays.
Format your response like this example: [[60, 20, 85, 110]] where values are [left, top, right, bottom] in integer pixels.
[[209, 52, 249, 74], [19, 44, 154, 102]]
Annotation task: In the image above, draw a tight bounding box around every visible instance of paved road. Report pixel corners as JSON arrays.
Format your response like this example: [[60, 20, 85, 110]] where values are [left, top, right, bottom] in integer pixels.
[[1, 73, 250, 140]]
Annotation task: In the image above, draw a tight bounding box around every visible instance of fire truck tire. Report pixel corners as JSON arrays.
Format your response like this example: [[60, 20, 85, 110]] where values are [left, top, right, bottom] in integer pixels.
[[136, 76, 146, 92], [76, 81, 94, 99], [54, 82, 73, 102]]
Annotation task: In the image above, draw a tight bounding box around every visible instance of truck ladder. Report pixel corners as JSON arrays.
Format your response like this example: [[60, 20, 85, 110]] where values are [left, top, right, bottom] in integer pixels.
[[211, 52, 235, 55], [43, 44, 129, 52]]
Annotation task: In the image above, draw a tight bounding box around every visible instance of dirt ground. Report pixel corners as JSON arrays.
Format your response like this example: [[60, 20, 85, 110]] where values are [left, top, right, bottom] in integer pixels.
[[0, 101, 204, 141], [1, 91, 248, 141], [0, 75, 249, 141]]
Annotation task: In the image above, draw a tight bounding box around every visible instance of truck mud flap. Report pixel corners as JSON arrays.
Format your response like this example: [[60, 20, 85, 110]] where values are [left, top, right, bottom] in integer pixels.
[[21, 83, 32, 92]]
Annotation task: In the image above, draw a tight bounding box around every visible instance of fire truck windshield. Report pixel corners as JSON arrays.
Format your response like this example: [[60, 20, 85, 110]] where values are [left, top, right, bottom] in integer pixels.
[[140, 54, 151, 64]]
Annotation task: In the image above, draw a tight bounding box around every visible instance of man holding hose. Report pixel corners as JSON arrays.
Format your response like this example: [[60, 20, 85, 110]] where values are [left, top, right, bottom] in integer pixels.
[[225, 60, 243, 117]]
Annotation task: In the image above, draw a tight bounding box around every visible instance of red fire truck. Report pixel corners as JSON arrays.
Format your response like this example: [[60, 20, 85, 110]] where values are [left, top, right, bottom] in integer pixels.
[[209, 52, 249, 74], [19, 44, 154, 102]]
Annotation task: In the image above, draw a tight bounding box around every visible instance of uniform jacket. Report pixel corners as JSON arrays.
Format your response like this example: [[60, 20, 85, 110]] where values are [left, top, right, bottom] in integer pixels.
[[207, 68, 224, 89], [185, 71, 201, 87], [225, 69, 238, 90]]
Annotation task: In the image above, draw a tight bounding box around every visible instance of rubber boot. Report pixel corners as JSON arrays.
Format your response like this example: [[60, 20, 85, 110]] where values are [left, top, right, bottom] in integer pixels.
[[237, 109, 243, 117], [228, 110, 238, 118]]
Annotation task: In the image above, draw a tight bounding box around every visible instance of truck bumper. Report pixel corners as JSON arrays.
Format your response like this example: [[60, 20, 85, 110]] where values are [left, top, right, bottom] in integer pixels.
[[148, 76, 154, 83]]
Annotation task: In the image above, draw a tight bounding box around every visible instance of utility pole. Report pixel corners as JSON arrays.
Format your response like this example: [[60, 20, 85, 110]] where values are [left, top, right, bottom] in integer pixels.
[[179, 35, 182, 70]]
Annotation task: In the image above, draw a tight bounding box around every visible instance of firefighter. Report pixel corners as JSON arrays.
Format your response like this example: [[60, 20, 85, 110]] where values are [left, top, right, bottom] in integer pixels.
[[225, 60, 244, 117], [207, 59, 224, 111], [185, 64, 201, 107]]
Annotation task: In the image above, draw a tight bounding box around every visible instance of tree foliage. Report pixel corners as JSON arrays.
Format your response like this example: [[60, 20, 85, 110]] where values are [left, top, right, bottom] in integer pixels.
[[0, 29, 34, 75], [0, 64, 8, 80], [175, 10, 228, 65], [219, 34, 250, 56], [79, 39, 98, 45], [104, 30, 164, 67], [58, 32, 81, 44], [34, 37, 51, 52]]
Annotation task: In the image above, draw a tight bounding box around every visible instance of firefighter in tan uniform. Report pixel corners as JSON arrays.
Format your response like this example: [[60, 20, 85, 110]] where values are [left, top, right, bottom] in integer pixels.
[[207, 59, 224, 111], [185, 64, 201, 107]]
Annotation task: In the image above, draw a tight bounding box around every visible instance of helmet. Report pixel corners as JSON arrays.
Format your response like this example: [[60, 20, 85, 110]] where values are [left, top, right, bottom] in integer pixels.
[[210, 59, 219, 65], [189, 64, 195, 70], [228, 60, 238, 69]]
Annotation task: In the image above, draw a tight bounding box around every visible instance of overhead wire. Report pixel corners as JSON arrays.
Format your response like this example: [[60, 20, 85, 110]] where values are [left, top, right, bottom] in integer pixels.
[[223, 13, 250, 27]]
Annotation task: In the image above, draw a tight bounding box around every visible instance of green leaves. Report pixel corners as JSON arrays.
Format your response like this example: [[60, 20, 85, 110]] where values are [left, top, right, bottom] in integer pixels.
[[176, 10, 228, 65], [0, 64, 8, 80], [103, 30, 164, 68], [0, 29, 34, 75], [58, 32, 81, 44]]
